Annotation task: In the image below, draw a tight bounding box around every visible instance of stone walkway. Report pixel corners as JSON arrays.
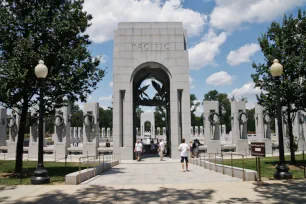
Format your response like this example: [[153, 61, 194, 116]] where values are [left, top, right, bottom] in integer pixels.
[[1, 158, 306, 203], [83, 157, 241, 185]]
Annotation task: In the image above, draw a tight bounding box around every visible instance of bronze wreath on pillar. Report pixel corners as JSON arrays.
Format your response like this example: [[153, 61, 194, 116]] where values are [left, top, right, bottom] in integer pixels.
[[209, 112, 220, 126], [83, 113, 95, 126], [7, 116, 16, 128], [238, 112, 248, 125], [263, 113, 271, 124], [54, 113, 64, 127]]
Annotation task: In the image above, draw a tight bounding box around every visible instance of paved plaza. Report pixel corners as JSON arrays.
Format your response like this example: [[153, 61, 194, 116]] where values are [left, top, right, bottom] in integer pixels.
[[83, 157, 241, 185], [1, 158, 306, 203]]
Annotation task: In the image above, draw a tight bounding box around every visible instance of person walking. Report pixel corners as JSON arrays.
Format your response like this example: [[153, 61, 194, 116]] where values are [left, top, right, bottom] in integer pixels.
[[178, 138, 189, 172], [134, 140, 143, 162], [158, 139, 165, 161], [189, 140, 194, 159]]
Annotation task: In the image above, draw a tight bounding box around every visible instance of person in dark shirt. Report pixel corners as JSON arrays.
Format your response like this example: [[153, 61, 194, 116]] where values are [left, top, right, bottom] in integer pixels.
[[106, 139, 110, 147]]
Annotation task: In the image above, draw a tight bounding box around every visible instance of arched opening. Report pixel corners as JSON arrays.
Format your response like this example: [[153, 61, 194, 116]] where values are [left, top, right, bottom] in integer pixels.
[[132, 62, 171, 159], [144, 121, 151, 132]]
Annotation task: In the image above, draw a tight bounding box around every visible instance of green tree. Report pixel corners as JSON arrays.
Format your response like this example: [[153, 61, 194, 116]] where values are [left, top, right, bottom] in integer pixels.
[[204, 90, 231, 133], [71, 103, 83, 127], [190, 94, 201, 126], [154, 106, 165, 129], [99, 107, 113, 128], [252, 10, 306, 163], [0, 0, 105, 173], [135, 106, 143, 129], [246, 108, 255, 133]]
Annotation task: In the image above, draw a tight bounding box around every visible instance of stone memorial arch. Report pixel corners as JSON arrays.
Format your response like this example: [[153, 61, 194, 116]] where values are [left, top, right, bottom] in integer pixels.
[[113, 22, 191, 160]]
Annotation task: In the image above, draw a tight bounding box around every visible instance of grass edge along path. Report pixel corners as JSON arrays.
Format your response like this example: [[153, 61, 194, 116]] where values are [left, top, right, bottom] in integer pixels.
[[0, 160, 90, 185], [219, 154, 306, 180]]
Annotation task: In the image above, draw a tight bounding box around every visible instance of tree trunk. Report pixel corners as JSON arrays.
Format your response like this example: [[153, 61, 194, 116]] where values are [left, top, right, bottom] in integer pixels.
[[287, 109, 296, 164], [14, 100, 28, 174]]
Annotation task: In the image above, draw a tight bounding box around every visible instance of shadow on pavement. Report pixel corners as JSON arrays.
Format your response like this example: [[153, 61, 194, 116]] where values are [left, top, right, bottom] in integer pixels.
[[11, 185, 215, 203], [2, 180, 306, 203]]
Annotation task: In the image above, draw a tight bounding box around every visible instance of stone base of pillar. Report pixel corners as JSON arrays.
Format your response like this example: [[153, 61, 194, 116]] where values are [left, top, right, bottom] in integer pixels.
[[236, 139, 249, 155], [55, 142, 68, 159], [260, 139, 273, 155], [7, 142, 17, 158], [28, 142, 39, 159], [207, 140, 221, 153], [83, 142, 98, 157]]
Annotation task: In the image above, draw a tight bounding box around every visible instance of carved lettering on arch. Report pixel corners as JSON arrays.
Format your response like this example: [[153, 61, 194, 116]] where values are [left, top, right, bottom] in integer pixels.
[[131, 43, 170, 50]]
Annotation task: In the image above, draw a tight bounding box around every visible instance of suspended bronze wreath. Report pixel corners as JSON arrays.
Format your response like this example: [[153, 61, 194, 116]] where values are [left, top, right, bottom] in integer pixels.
[[83, 113, 94, 126], [209, 112, 220, 126], [238, 112, 248, 124], [7, 116, 16, 128], [263, 113, 271, 124]]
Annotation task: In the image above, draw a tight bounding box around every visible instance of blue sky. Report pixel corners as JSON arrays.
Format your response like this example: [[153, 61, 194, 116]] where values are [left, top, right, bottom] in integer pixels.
[[81, 0, 306, 115]]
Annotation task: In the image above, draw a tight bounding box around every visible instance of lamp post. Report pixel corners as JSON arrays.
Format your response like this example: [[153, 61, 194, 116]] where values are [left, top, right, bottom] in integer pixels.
[[270, 59, 292, 179], [31, 60, 50, 184]]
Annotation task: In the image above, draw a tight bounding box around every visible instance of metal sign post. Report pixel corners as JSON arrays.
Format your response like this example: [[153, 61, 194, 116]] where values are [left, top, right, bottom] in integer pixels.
[[251, 142, 265, 183]]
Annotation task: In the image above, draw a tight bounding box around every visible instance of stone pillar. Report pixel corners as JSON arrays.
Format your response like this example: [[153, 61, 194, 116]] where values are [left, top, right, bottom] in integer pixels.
[[102, 127, 105, 138], [70, 127, 74, 146], [294, 111, 306, 151], [54, 105, 71, 159], [255, 104, 272, 154], [0, 108, 7, 146], [29, 106, 39, 159], [83, 103, 99, 157], [200, 126, 203, 137], [275, 107, 290, 152], [78, 127, 82, 140], [107, 128, 110, 138], [203, 101, 221, 153], [74, 127, 77, 140], [7, 109, 20, 158], [231, 101, 249, 155], [195, 126, 198, 137]]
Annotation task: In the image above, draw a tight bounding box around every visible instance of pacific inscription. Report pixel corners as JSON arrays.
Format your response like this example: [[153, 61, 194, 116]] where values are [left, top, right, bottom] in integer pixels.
[[132, 43, 170, 50]]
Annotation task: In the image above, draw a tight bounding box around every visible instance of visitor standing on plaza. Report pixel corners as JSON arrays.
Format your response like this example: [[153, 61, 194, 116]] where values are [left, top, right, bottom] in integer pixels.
[[134, 140, 143, 162], [150, 139, 155, 152], [178, 138, 189, 172], [158, 139, 165, 161], [189, 140, 194, 158], [193, 139, 200, 158]]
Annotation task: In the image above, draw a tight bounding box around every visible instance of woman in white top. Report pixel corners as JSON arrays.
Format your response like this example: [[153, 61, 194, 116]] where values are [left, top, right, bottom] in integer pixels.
[[178, 138, 190, 172], [134, 140, 143, 162]]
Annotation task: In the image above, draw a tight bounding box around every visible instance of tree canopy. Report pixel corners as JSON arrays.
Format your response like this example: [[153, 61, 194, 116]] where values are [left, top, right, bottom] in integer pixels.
[[0, 0, 105, 173], [252, 9, 306, 162]]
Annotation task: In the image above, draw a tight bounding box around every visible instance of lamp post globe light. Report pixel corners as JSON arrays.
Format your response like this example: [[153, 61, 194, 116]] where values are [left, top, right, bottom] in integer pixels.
[[31, 60, 50, 184], [270, 59, 292, 179]]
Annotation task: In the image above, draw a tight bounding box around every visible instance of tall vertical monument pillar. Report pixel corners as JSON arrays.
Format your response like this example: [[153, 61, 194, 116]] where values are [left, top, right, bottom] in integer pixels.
[[113, 22, 191, 159]]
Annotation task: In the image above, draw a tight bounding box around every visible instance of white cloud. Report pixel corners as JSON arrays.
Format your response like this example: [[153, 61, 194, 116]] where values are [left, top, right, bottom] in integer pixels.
[[100, 55, 108, 64], [109, 81, 113, 87], [229, 82, 261, 98], [210, 0, 306, 31], [84, 0, 207, 43], [99, 95, 112, 101], [189, 76, 195, 89], [206, 71, 233, 86], [229, 82, 262, 109], [194, 103, 203, 116], [189, 29, 227, 70], [227, 43, 260, 66]]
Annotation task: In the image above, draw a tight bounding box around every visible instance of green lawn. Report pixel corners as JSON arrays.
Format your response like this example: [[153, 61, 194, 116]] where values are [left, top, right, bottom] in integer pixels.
[[220, 154, 306, 180], [0, 160, 89, 185]]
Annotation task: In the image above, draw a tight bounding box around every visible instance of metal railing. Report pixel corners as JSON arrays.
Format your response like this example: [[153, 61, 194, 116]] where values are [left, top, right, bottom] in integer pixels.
[[77, 153, 121, 184], [196, 152, 245, 181]]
